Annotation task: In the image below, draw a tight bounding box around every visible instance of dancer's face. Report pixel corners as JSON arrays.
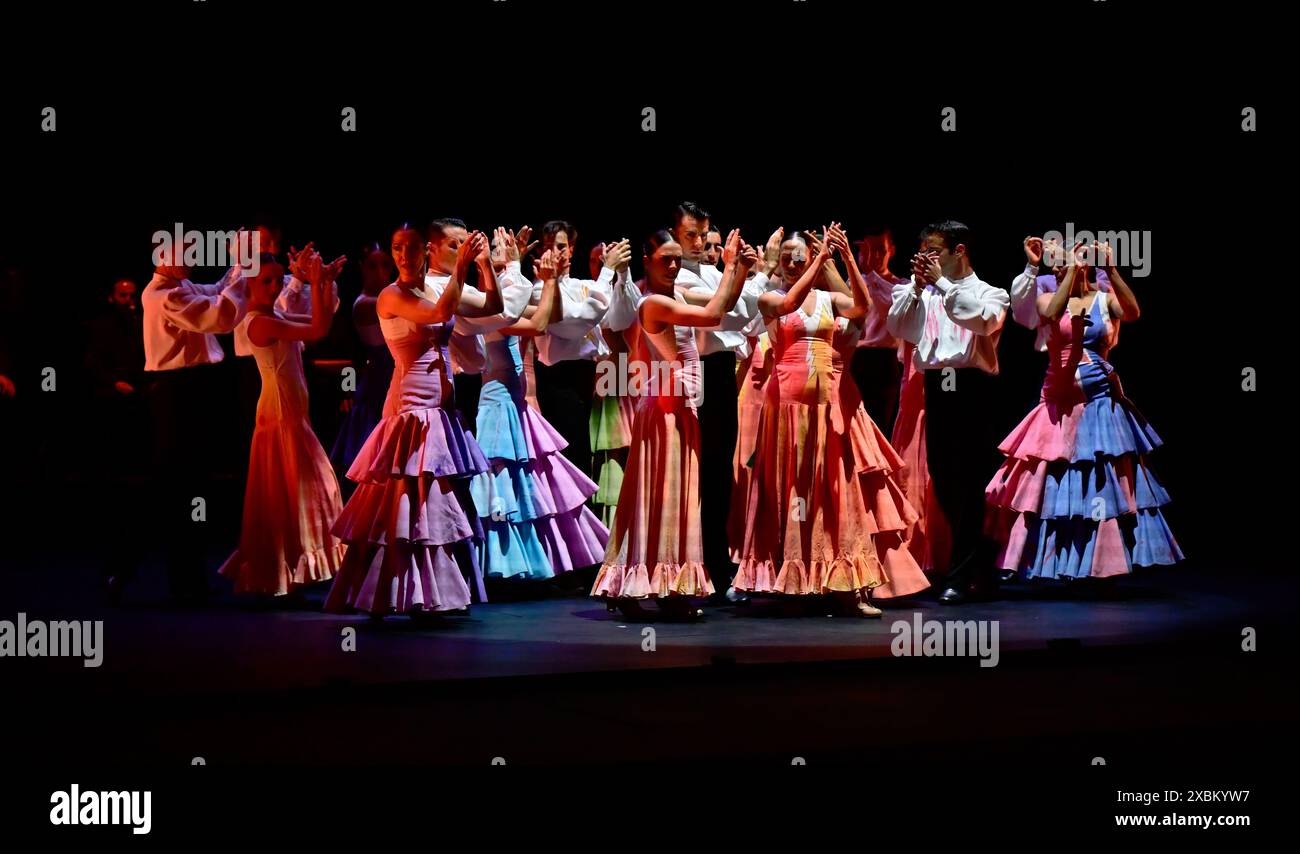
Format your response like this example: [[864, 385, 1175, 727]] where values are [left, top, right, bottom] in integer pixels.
[[362, 249, 395, 295], [779, 237, 809, 282], [544, 230, 573, 277], [428, 225, 468, 273], [391, 228, 426, 281], [248, 261, 285, 307], [110, 279, 138, 310], [255, 226, 280, 256], [857, 233, 893, 274], [920, 232, 963, 278], [703, 231, 723, 266], [673, 215, 709, 263], [644, 240, 683, 289]]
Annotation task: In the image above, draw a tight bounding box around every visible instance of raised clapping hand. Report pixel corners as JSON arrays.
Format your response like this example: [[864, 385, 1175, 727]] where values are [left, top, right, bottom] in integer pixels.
[[1024, 235, 1044, 266], [602, 239, 633, 273], [737, 239, 759, 270], [456, 231, 489, 277], [534, 248, 561, 282], [513, 226, 538, 259], [722, 228, 742, 265], [912, 250, 941, 286], [1092, 240, 1114, 270]]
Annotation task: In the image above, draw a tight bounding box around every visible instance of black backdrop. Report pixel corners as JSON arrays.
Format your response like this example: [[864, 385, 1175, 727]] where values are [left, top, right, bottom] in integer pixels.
[[0, 0, 1282, 572]]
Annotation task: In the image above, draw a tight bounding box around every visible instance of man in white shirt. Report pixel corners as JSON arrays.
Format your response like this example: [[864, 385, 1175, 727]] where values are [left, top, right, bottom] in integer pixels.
[[887, 221, 1009, 605], [134, 231, 252, 605], [530, 220, 634, 483], [671, 202, 778, 600], [423, 218, 528, 434], [849, 226, 907, 436]]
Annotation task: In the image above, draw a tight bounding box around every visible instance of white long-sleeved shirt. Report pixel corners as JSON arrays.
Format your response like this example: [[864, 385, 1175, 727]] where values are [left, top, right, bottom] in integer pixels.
[[856, 269, 907, 349], [676, 260, 771, 359], [530, 267, 629, 365], [141, 272, 247, 371], [1009, 263, 1113, 352], [423, 261, 531, 374], [887, 271, 1008, 375]]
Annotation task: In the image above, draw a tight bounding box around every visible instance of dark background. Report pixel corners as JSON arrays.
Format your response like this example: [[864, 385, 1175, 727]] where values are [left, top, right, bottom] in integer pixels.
[[0, 1, 1282, 569]]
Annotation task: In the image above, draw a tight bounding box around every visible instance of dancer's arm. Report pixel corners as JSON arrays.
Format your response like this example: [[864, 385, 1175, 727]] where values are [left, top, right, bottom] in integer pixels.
[[455, 232, 505, 318], [826, 224, 869, 322], [598, 240, 640, 332], [803, 227, 852, 299], [913, 249, 1008, 336], [500, 250, 564, 336], [641, 230, 756, 329], [1039, 241, 1085, 320], [1010, 236, 1048, 330], [1096, 240, 1140, 322], [379, 232, 485, 325], [759, 225, 835, 320], [247, 254, 346, 345]]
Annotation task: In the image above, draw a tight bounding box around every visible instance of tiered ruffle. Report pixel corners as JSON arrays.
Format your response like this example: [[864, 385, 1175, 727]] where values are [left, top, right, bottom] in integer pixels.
[[589, 391, 637, 527], [472, 383, 609, 579], [325, 406, 487, 614], [985, 395, 1183, 579]]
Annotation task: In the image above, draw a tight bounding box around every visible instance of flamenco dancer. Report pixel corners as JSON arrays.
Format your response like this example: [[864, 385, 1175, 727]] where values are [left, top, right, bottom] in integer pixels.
[[329, 241, 396, 495], [1011, 235, 1113, 353], [130, 231, 251, 604], [985, 241, 1182, 580], [888, 221, 1009, 605], [732, 225, 920, 615], [219, 248, 348, 597], [593, 228, 757, 620], [324, 224, 497, 620], [588, 240, 644, 528], [470, 235, 610, 581]]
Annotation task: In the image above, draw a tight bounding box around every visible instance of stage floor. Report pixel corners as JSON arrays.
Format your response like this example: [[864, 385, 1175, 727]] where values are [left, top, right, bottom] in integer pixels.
[[3, 553, 1295, 768]]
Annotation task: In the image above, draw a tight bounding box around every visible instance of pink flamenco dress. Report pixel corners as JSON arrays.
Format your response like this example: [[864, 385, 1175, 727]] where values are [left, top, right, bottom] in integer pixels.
[[733, 290, 914, 595], [890, 340, 951, 575], [591, 292, 714, 600], [219, 311, 347, 595], [985, 292, 1183, 578], [830, 315, 929, 598], [324, 308, 488, 615], [727, 331, 773, 563]]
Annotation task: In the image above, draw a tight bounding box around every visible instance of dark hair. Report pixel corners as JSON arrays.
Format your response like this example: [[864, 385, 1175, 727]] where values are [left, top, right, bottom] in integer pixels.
[[859, 224, 893, 239], [541, 220, 577, 245], [919, 220, 971, 254], [673, 201, 711, 228], [642, 228, 677, 258], [428, 218, 468, 242], [257, 252, 283, 271], [392, 221, 425, 242], [706, 226, 722, 237]]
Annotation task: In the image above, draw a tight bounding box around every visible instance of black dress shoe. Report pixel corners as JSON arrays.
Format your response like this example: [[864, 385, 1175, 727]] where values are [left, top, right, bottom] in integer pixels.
[[998, 570, 1019, 585], [939, 587, 967, 605]]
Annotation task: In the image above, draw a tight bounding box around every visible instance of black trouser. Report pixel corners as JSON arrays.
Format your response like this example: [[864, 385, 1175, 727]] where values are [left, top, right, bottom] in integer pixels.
[[923, 366, 1001, 594], [144, 364, 222, 598], [698, 350, 740, 588], [453, 372, 483, 435], [533, 358, 596, 482], [850, 346, 903, 437]]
